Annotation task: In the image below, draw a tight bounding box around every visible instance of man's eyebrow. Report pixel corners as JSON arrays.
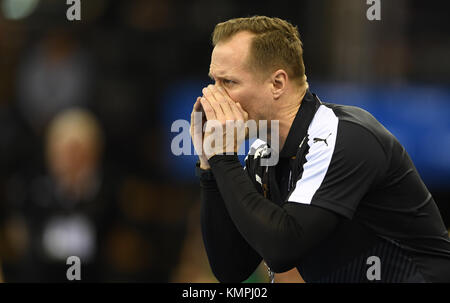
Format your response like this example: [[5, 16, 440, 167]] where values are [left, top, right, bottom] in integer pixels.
[[209, 72, 232, 80]]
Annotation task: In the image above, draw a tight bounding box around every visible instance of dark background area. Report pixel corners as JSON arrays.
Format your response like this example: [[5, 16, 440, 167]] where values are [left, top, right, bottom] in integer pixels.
[[0, 0, 448, 282]]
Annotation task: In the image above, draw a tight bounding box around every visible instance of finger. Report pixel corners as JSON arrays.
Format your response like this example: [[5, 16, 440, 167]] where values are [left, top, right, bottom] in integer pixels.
[[191, 97, 202, 121], [191, 97, 203, 130], [221, 102, 235, 121], [202, 86, 224, 117], [191, 97, 202, 124], [210, 86, 235, 119], [206, 96, 225, 122], [193, 96, 202, 112], [208, 84, 228, 104], [218, 90, 242, 121], [216, 85, 236, 107], [216, 85, 232, 100], [215, 85, 241, 119], [236, 102, 249, 121], [215, 86, 241, 120], [202, 91, 225, 122], [229, 100, 243, 121], [207, 84, 232, 112], [202, 85, 219, 103], [200, 97, 217, 121], [191, 98, 204, 152], [196, 96, 207, 119]]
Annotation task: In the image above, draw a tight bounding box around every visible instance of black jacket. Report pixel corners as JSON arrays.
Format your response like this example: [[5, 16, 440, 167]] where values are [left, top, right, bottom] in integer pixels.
[[198, 90, 450, 282]]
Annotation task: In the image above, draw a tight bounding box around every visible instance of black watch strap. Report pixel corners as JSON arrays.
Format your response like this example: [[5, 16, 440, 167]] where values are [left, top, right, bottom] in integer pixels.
[[195, 161, 215, 181]]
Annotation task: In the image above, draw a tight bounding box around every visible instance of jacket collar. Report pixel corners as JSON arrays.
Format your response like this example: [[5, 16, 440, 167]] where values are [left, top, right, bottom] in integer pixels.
[[279, 89, 322, 158]]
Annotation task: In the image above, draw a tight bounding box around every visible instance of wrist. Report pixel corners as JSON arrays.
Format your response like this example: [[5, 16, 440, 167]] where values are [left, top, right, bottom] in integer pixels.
[[199, 157, 211, 170], [200, 162, 211, 170], [196, 160, 214, 181], [208, 153, 240, 166]]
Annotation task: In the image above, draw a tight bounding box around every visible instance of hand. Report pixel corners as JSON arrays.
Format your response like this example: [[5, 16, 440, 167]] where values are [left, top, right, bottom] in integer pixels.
[[190, 96, 210, 169], [200, 84, 249, 159]]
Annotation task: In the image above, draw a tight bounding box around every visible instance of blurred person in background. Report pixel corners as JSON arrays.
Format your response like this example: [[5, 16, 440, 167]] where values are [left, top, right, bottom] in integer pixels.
[[1, 108, 113, 282], [1, 0, 191, 281]]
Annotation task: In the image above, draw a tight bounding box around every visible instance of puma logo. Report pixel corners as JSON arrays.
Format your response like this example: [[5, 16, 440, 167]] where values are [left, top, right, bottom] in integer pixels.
[[313, 133, 332, 146]]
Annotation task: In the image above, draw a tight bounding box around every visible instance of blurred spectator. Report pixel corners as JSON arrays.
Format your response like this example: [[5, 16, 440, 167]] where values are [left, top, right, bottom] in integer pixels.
[[1, 108, 113, 282]]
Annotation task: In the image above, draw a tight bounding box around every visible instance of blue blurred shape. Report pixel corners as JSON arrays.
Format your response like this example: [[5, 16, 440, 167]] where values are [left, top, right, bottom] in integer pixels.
[[313, 82, 450, 189]]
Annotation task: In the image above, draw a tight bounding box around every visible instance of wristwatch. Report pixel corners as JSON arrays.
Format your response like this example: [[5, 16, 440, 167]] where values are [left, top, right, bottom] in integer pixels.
[[195, 161, 215, 181]]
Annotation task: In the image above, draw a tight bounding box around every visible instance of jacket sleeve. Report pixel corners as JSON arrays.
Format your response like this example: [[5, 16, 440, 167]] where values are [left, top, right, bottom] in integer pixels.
[[199, 164, 263, 282], [208, 155, 341, 274]]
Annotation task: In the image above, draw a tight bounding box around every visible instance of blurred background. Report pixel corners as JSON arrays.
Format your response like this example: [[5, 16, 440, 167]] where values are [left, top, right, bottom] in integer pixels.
[[0, 0, 449, 282]]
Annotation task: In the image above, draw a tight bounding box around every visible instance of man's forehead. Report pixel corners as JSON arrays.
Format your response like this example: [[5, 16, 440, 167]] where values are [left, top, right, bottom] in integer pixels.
[[210, 31, 254, 76], [210, 46, 242, 71]]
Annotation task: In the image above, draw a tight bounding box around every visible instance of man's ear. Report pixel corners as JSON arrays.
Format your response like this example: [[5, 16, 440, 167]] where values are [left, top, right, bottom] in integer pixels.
[[271, 69, 288, 100]]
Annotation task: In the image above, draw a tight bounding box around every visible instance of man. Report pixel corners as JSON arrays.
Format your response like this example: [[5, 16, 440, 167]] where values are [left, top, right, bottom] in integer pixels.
[[190, 16, 450, 282]]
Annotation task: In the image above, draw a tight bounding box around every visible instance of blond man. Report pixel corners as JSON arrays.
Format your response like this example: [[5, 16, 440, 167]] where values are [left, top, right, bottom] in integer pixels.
[[191, 16, 450, 283]]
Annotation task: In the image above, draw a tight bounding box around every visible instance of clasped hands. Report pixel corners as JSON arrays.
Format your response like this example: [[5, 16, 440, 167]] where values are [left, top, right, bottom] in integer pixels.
[[190, 84, 249, 169]]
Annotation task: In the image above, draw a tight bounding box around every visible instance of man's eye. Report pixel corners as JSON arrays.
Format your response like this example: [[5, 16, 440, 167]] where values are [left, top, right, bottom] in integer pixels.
[[223, 79, 234, 85]]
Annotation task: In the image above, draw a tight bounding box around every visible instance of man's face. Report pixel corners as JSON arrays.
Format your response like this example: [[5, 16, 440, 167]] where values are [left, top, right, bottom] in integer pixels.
[[208, 31, 271, 122]]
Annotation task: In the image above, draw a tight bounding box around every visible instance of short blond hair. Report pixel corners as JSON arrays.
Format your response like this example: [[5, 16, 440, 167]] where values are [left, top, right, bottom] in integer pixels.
[[212, 16, 306, 86], [46, 107, 104, 155]]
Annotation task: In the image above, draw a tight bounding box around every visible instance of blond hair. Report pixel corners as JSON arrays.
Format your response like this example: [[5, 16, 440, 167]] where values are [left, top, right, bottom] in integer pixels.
[[46, 107, 104, 154], [212, 16, 306, 86]]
